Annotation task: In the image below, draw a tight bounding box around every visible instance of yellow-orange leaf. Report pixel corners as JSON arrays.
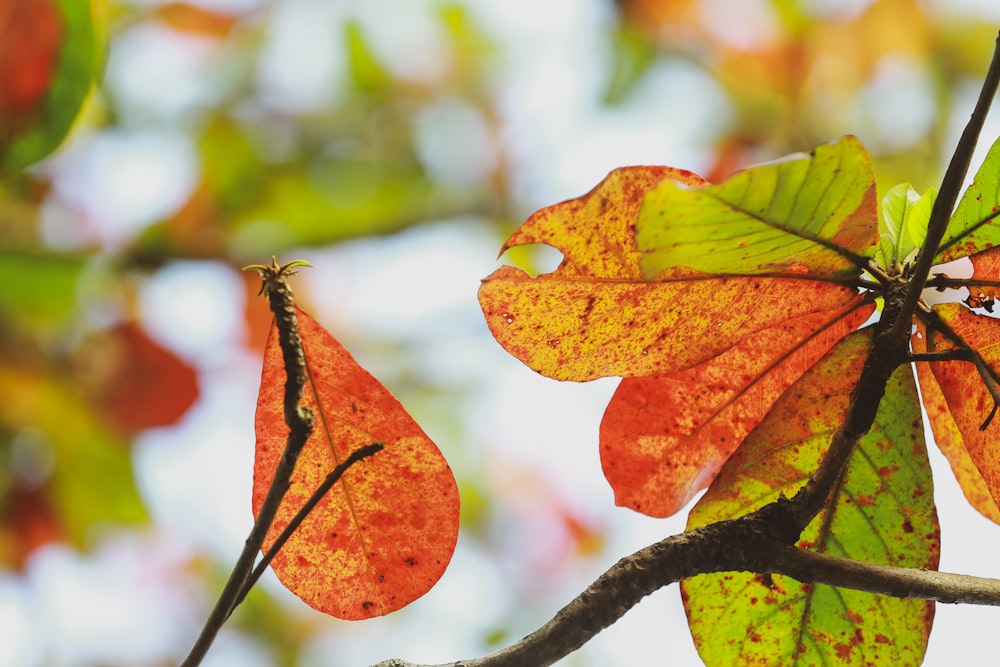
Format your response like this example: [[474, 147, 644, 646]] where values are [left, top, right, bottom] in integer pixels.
[[479, 166, 866, 381], [253, 308, 459, 619]]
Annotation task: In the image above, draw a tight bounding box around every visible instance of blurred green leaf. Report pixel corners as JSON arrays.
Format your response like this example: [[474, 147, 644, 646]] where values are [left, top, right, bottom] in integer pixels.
[[346, 21, 393, 93], [0, 250, 85, 334], [604, 22, 658, 105]]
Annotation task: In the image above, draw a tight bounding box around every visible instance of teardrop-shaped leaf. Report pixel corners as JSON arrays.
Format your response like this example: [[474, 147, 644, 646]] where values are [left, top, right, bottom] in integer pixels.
[[600, 299, 873, 517], [479, 165, 867, 381], [936, 134, 1000, 262], [878, 183, 934, 270], [637, 136, 878, 280], [683, 330, 938, 666], [0, 0, 105, 170], [253, 307, 459, 620], [914, 302, 1000, 514]]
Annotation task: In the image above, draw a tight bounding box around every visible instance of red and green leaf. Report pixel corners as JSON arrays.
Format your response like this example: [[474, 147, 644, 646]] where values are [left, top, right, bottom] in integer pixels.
[[913, 326, 1000, 522], [0, 0, 104, 170], [683, 331, 938, 666], [253, 307, 459, 620]]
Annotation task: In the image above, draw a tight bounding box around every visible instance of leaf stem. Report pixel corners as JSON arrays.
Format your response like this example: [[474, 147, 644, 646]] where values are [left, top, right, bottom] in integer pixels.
[[181, 259, 315, 667]]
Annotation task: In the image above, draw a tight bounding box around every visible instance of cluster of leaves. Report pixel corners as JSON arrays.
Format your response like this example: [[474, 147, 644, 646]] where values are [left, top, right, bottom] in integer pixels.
[[478, 134, 1000, 663]]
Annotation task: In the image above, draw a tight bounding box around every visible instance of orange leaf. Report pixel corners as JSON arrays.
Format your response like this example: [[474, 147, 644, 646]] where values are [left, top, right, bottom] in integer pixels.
[[601, 299, 873, 517], [253, 307, 459, 619], [914, 307, 1000, 521]]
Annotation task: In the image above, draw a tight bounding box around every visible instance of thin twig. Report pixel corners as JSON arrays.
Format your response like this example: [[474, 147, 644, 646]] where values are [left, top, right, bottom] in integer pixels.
[[181, 259, 315, 667]]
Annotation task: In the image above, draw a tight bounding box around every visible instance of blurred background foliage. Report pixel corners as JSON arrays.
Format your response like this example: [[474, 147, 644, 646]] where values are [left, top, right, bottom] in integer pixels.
[[2, 0, 1000, 665]]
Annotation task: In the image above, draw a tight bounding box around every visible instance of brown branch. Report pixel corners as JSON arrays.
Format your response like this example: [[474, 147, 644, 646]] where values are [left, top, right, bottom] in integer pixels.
[[770, 547, 1000, 606]]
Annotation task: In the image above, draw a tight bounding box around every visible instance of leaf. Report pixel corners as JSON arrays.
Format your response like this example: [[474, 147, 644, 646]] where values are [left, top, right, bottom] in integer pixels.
[[600, 300, 873, 517], [936, 133, 1000, 262], [877, 183, 934, 270], [253, 307, 459, 620], [683, 330, 938, 666], [912, 324, 1000, 523], [0, 482, 63, 570], [479, 165, 868, 381], [636, 136, 878, 280], [0, 0, 104, 170], [914, 302, 1000, 513]]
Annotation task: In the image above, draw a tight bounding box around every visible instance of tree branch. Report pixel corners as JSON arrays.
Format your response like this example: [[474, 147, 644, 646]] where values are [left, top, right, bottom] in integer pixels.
[[372, 521, 1000, 667]]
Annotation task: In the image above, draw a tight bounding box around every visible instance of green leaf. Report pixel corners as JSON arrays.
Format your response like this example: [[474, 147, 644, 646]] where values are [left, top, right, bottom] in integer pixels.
[[0, 0, 105, 170], [636, 136, 878, 280], [936, 133, 1000, 262], [877, 183, 934, 270], [683, 330, 938, 666]]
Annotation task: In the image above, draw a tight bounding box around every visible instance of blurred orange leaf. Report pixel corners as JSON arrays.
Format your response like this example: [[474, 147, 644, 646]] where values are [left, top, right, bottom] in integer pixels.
[[0, 483, 64, 570], [253, 307, 459, 619], [85, 322, 200, 434], [157, 2, 240, 37]]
